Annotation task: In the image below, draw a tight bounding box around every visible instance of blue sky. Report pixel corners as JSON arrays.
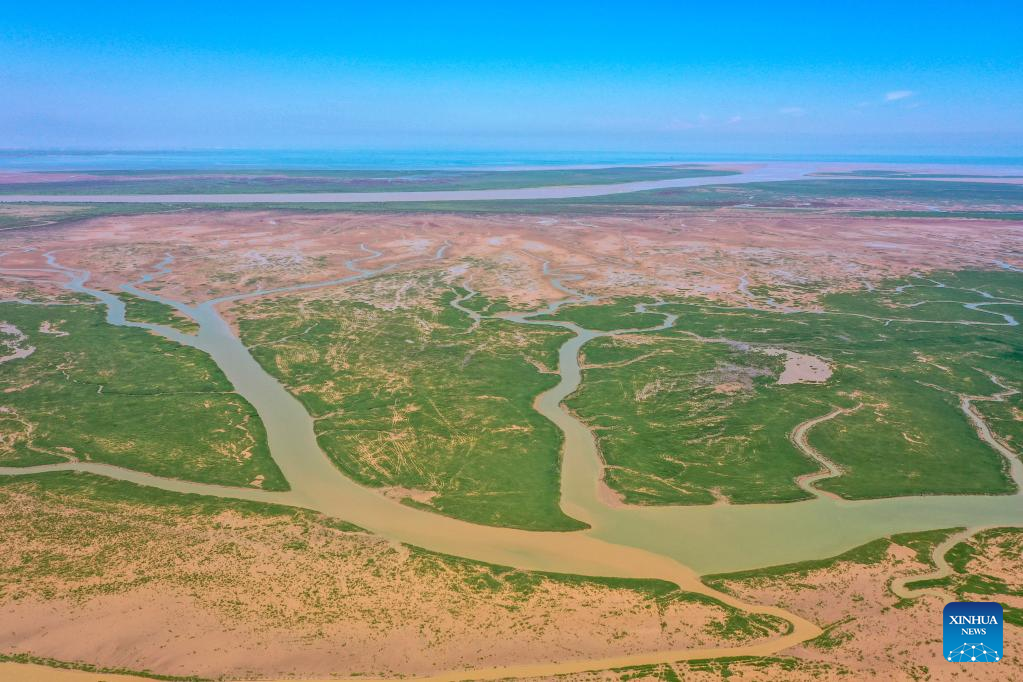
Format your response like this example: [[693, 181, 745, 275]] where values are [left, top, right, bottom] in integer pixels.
[[2, 1, 1021, 155]]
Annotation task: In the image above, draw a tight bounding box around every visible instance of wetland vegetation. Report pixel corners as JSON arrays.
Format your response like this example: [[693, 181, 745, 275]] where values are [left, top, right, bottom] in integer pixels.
[[546, 270, 1022, 505], [903, 527, 1023, 625], [237, 273, 582, 530], [117, 291, 199, 334], [225, 265, 1023, 519], [0, 301, 286, 489], [227, 263, 1022, 520]]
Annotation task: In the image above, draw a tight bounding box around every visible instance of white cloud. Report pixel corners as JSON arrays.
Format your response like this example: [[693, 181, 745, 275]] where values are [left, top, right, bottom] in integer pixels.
[[885, 90, 915, 102], [727, 115, 743, 124], [779, 106, 805, 117]]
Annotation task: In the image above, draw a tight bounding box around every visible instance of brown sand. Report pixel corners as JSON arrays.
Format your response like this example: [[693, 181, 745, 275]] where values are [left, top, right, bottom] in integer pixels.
[[1, 209, 1019, 312], [0, 484, 771, 680]]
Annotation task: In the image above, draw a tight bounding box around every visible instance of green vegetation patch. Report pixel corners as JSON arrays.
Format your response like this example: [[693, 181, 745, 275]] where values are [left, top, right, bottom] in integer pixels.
[[455, 285, 515, 314], [902, 528, 1023, 626], [889, 528, 968, 565], [703, 538, 892, 592], [702, 527, 962, 594], [237, 273, 581, 530], [534, 297, 666, 331], [553, 270, 1021, 505], [117, 291, 199, 334], [569, 331, 818, 504], [0, 302, 286, 489]]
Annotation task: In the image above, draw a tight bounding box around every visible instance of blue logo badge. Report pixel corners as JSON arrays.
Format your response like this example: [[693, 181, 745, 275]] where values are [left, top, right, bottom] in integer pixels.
[[944, 602, 1003, 662]]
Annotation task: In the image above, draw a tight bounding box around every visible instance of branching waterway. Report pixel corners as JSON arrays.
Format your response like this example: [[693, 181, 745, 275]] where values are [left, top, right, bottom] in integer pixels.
[[1, 250, 1022, 679]]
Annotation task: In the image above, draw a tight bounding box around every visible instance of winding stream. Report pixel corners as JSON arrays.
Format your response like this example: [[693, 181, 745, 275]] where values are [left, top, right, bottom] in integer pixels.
[[890, 527, 984, 600], [1, 249, 1022, 678], [788, 405, 862, 498]]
